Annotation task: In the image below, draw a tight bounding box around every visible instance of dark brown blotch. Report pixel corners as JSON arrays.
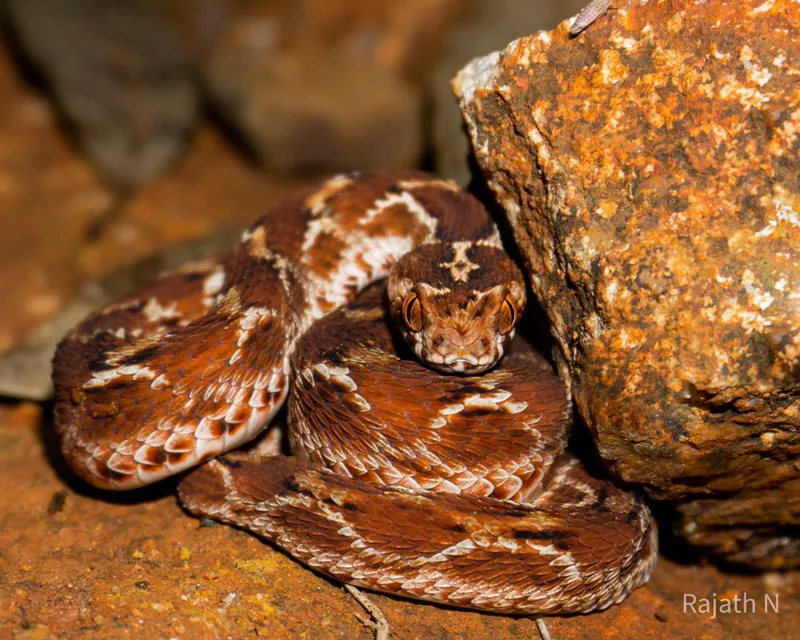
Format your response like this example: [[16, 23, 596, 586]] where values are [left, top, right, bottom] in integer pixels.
[[513, 528, 570, 541], [117, 344, 162, 367], [167, 451, 192, 467], [142, 447, 168, 466]]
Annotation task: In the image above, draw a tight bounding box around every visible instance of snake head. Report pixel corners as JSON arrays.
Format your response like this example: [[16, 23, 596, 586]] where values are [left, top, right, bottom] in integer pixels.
[[388, 242, 526, 375]]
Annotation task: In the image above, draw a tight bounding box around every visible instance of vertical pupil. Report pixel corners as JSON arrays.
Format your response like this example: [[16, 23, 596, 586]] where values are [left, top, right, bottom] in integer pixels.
[[500, 299, 515, 333], [405, 295, 422, 331]]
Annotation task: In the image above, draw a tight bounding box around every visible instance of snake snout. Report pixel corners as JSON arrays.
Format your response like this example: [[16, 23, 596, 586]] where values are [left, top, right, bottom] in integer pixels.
[[442, 327, 481, 348], [423, 329, 499, 375]]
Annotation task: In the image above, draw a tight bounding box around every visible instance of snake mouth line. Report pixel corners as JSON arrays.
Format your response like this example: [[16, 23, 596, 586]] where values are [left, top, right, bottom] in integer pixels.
[[436, 356, 496, 375], [444, 356, 479, 367]]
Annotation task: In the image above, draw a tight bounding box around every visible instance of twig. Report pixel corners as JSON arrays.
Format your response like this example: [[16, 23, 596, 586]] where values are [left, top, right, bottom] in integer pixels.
[[345, 584, 389, 640], [535, 617, 553, 640]]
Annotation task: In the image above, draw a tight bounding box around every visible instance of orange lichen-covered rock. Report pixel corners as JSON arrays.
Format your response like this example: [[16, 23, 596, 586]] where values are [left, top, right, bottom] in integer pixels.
[[455, 0, 800, 568]]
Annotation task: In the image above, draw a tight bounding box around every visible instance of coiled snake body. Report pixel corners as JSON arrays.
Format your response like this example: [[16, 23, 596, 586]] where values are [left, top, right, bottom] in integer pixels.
[[53, 171, 656, 614]]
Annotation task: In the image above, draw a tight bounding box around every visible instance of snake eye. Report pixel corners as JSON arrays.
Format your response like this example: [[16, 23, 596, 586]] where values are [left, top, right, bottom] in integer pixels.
[[403, 294, 422, 332], [499, 297, 516, 334]]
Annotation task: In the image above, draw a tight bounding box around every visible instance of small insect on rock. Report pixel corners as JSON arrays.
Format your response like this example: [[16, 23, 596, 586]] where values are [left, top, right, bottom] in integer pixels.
[[570, 0, 611, 35], [570, 0, 640, 36]]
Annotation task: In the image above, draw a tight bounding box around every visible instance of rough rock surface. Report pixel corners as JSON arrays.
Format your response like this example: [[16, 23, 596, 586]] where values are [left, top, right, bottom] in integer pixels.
[[1, 406, 797, 639], [455, 0, 800, 568], [432, 0, 589, 185]]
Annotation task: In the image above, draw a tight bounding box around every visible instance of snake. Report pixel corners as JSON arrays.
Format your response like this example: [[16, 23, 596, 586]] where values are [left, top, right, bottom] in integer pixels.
[[52, 171, 657, 615]]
